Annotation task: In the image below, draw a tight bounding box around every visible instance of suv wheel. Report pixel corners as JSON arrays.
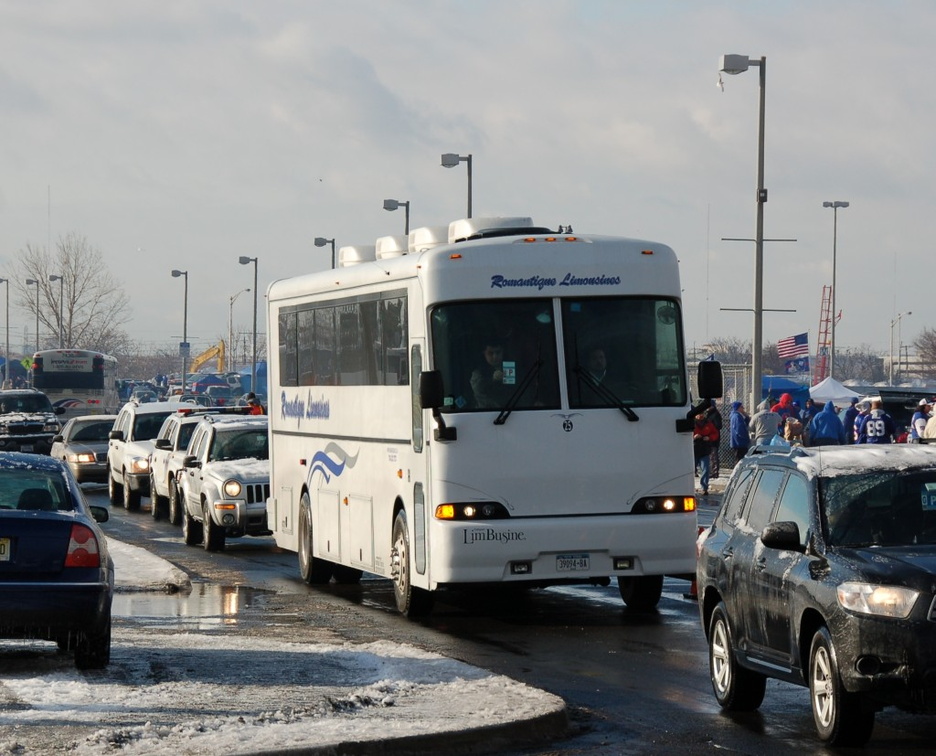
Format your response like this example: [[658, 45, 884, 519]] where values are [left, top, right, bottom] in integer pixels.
[[182, 506, 203, 546], [708, 602, 766, 710], [203, 504, 225, 552], [809, 626, 874, 746], [107, 467, 123, 506], [150, 472, 168, 520], [168, 479, 182, 526], [122, 471, 141, 511]]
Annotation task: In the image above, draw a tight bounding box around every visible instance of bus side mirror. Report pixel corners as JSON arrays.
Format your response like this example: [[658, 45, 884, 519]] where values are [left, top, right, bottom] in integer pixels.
[[418, 370, 456, 442], [697, 360, 724, 400]]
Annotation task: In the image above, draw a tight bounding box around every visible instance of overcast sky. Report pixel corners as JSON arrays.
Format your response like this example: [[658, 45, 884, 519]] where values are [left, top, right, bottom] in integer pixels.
[[1, 1, 933, 363]]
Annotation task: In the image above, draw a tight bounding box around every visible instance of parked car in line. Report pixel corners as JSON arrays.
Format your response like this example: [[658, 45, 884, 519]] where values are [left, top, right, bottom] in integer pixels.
[[50, 415, 118, 484], [0, 389, 66, 454], [0, 452, 113, 669], [106, 401, 178, 511], [167, 394, 212, 408], [697, 444, 936, 746], [204, 385, 235, 406], [179, 414, 270, 552]]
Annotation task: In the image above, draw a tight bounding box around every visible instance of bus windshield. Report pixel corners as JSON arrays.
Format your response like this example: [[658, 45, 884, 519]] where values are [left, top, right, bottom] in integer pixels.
[[430, 296, 686, 412]]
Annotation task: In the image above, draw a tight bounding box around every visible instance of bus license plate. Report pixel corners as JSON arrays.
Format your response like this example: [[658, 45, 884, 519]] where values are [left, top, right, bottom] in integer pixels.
[[0, 538, 10, 561], [19, 445, 33, 453], [557, 554, 590, 572]]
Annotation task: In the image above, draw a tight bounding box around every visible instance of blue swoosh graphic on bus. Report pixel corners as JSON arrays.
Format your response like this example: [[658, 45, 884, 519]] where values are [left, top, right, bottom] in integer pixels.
[[308, 442, 359, 484]]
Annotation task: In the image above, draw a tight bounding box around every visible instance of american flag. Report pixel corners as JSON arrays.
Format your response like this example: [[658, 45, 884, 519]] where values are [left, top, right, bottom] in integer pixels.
[[777, 332, 809, 359]]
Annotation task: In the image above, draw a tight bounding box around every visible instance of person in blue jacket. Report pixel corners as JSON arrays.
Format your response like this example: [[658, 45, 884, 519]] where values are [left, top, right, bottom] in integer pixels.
[[857, 399, 897, 444], [842, 396, 860, 443], [728, 401, 750, 463], [807, 400, 846, 446]]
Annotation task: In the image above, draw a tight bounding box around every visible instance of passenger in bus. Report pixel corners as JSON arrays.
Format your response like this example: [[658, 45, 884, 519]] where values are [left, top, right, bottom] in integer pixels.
[[585, 348, 608, 385], [470, 340, 516, 408]]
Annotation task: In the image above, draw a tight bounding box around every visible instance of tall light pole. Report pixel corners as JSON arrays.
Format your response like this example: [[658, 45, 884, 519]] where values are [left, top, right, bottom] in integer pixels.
[[314, 237, 336, 269], [229, 288, 250, 374], [25, 278, 39, 355], [823, 201, 849, 379], [49, 274, 64, 348], [239, 256, 258, 394], [889, 311, 911, 385], [441, 153, 472, 218], [171, 270, 189, 392], [719, 54, 766, 411], [382, 199, 411, 234], [0, 278, 9, 386]]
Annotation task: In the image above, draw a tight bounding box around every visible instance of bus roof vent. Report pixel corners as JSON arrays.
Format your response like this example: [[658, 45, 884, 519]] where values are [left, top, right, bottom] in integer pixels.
[[408, 225, 449, 253], [448, 216, 552, 244], [375, 235, 408, 259], [338, 245, 376, 267]]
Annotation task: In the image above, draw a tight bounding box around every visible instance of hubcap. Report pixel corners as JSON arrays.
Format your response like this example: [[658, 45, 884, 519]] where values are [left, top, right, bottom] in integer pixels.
[[812, 646, 835, 727], [711, 619, 730, 695]]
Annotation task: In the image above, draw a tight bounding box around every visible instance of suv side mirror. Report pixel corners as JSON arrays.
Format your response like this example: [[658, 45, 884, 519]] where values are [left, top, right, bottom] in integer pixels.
[[154, 438, 172, 450], [183, 455, 200, 469], [761, 521, 804, 553], [108, 430, 124, 441]]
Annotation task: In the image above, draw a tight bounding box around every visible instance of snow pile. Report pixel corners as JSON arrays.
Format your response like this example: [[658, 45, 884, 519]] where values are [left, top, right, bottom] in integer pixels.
[[108, 538, 191, 593]]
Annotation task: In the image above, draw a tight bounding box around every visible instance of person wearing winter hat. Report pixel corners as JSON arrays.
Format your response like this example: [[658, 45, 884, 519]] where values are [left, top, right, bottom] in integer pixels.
[[728, 401, 750, 463], [842, 396, 861, 444], [909, 399, 931, 443]]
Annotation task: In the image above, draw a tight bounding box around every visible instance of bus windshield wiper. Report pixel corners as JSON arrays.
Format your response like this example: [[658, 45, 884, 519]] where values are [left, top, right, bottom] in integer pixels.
[[572, 365, 639, 421], [493, 359, 543, 426]]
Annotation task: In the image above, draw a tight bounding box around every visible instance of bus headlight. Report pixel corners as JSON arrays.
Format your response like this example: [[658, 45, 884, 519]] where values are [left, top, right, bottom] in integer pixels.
[[223, 479, 242, 498], [434, 502, 509, 520]]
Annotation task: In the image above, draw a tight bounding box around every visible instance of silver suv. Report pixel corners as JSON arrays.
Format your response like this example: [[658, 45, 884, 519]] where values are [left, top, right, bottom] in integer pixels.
[[106, 401, 178, 510], [179, 414, 270, 551]]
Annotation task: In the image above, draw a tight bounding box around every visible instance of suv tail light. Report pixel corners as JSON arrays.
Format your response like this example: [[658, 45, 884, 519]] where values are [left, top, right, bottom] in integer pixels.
[[64, 524, 101, 568]]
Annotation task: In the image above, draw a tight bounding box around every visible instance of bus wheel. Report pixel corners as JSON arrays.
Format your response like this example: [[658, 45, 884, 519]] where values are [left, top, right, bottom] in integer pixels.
[[107, 468, 122, 506], [122, 472, 141, 511], [298, 493, 331, 584], [617, 575, 663, 611], [168, 480, 182, 526], [391, 511, 434, 617]]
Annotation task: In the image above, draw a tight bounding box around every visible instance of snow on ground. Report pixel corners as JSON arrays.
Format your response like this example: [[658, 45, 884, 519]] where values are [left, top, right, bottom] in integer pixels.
[[0, 540, 565, 755]]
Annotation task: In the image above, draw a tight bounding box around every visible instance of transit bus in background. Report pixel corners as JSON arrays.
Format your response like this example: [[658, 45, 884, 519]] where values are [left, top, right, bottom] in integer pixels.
[[31, 349, 120, 418], [266, 217, 722, 616]]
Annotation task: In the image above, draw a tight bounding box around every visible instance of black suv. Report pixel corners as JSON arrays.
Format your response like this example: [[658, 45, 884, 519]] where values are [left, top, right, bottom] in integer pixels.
[[0, 389, 65, 454], [697, 444, 936, 746]]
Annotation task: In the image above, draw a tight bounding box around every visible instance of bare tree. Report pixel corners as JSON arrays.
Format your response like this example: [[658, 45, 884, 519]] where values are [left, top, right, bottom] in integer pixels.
[[913, 328, 936, 381], [12, 234, 131, 353]]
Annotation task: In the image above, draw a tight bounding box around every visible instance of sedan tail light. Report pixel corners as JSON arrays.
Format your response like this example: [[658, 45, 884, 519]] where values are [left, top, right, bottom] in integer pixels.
[[64, 524, 101, 568]]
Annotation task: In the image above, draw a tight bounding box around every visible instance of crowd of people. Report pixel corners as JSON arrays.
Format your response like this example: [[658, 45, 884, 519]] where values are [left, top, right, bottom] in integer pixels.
[[693, 391, 936, 495]]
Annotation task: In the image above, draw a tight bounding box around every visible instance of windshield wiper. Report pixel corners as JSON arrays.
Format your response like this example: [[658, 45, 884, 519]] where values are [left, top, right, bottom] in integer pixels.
[[572, 365, 639, 421], [493, 359, 544, 426]]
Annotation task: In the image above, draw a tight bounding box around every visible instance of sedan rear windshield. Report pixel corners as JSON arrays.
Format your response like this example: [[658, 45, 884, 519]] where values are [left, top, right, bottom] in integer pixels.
[[0, 470, 72, 512]]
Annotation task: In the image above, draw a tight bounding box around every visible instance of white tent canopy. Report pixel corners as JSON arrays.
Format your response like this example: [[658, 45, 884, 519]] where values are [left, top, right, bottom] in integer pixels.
[[809, 376, 860, 405]]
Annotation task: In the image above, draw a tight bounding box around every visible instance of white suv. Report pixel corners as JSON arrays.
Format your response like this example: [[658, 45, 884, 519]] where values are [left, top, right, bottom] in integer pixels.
[[179, 414, 270, 551], [106, 401, 178, 510], [149, 407, 217, 523]]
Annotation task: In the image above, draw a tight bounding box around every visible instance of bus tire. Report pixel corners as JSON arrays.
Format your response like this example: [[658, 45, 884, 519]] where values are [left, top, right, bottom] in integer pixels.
[[617, 575, 663, 611], [168, 480, 182, 526], [122, 472, 141, 511], [391, 510, 434, 617], [298, 493, 331, 584], [107, 467, 122, 506]]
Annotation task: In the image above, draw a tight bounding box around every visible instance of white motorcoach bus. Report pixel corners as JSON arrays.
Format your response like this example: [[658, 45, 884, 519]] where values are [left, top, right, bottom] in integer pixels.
[[266, 217, 721, 615], [31, 349, 119, 418]]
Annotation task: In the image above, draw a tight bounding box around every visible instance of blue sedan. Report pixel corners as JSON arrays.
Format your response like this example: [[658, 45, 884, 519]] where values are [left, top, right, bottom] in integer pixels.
[[0, 452, 114, 669]]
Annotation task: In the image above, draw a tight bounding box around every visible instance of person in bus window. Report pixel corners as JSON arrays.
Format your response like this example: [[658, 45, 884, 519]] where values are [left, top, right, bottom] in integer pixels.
[[470, 340, 516, 409]]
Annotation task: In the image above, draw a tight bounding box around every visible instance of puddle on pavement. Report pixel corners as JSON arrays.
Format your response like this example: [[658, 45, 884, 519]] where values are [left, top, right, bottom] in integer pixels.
[[113, 583, 270, 629]]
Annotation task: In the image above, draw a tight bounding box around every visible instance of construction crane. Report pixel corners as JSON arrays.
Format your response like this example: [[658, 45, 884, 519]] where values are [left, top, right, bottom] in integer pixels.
[[188, 341, 226, 373]]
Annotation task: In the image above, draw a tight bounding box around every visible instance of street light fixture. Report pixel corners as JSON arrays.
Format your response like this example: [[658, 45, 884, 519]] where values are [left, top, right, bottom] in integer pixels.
[[229, 288, 250, 374], [314, 237, 336, 270], [49, 274, 64, 348], [0, 278, 9, 386], [382, 199, 411, 235], [441, 152, 472, 218], [25, 278, 39, 357], [719, 54, 767, 411], [239, 256, 259, 395], [822, 201, 849, 380], [170, 269, 189, 393], [889, 311, 912, 385]]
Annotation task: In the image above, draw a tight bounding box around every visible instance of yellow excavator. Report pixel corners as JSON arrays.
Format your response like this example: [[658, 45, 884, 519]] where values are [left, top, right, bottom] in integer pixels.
[[188, 341, 226, 372]]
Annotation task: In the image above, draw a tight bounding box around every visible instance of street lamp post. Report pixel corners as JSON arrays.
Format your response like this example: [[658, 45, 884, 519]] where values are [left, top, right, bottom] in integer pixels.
[[441, 153, 472, 218], [229, 288, 250, 374], [719, 54, 766, 411], [239, 257, 258, 395], [382, 199, 411, 234], [0, 279, 8, 386], [314, 237, 336, 269], [889, 311, 911, 385], [171, 270, 189, 393], [25, 278, 39, 355], [823, 201, 849, 379], [49, 274, 64, 348]]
